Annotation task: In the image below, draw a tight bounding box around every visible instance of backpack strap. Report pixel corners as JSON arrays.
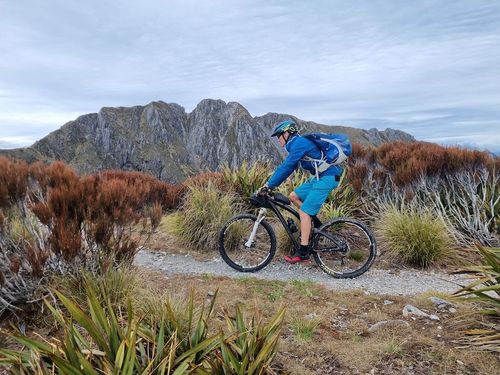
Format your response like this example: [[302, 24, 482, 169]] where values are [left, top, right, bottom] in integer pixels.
[[302, 151, 331, 180]]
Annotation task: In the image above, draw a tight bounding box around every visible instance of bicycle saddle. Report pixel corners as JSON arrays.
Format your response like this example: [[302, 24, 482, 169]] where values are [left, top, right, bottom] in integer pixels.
[[273, 192, 291, 205]]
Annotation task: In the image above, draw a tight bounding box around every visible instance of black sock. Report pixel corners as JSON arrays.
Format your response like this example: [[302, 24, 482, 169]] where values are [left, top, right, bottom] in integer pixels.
[[299, 244, 309, 256], [312, 215, 322, 228]]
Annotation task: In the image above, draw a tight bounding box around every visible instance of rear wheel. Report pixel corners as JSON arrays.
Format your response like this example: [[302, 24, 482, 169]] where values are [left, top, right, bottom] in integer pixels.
[[219, 214, 276, 272], [312, 218, 376, 278]]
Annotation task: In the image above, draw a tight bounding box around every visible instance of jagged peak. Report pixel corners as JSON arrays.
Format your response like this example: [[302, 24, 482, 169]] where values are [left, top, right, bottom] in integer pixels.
[[194, 98, 227, 111]]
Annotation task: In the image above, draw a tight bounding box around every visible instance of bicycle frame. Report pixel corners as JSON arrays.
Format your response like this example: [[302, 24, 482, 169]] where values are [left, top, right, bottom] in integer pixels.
[[251, 193, 346, 253], [267, 197, 302, 251]]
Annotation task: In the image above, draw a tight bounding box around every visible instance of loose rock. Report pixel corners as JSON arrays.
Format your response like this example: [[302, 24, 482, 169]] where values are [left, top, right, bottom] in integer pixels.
[[305, 313, 318, 320], [368, 320, 410, 333], [403, 304, 430, 318], [430, 296, 453, 307]]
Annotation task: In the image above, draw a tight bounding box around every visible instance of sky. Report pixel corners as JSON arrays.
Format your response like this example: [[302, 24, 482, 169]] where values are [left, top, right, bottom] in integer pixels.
[[0, 0, 499, 152]]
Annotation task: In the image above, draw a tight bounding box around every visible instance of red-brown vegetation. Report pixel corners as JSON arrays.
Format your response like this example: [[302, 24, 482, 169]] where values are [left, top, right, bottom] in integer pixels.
[[97, 170, 184, 210], [0, 157, 29, 208], [350, 141, 497, 189], [0, 157, 187, 314], [348, 142, 499, 246]]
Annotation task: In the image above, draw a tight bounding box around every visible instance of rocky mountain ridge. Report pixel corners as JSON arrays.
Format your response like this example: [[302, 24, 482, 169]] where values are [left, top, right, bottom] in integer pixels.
[[1, 99, 415, 182]]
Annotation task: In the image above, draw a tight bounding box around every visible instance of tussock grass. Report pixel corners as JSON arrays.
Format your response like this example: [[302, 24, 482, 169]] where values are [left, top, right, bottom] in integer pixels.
[[53, 266, 140, 312], [168, 182, 241, 251], [291, 317, 320, 341], [376, 205, 455, 268], [222, 161, 271, 199]]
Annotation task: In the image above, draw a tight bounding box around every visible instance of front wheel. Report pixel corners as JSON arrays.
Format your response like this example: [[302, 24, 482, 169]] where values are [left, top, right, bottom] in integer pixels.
[[219, 214, 276, 272], [312, 217, 376, 278]]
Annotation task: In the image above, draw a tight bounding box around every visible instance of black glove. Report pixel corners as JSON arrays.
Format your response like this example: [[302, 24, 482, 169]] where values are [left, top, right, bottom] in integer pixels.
[[258, 184, 271, 195]]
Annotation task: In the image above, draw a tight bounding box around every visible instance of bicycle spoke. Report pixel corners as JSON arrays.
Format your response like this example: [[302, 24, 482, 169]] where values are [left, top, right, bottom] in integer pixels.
[[219, 214, 275, 271], [312, 218, 376, 278]]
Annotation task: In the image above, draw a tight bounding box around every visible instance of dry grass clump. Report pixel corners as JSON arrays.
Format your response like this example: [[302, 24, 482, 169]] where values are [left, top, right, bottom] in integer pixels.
[[168, 182, 241, 251], [53, 265, 141, 313], [376, 206, 455, 268]]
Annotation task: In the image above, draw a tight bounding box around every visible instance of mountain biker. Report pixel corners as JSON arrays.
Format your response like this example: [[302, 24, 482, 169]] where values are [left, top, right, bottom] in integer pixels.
[[259, 119, 343, 264]]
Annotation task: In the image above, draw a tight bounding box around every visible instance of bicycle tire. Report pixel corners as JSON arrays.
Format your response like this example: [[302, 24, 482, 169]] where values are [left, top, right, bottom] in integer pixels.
[[219, 214, 277, 272], [312, 217, 376, 279]]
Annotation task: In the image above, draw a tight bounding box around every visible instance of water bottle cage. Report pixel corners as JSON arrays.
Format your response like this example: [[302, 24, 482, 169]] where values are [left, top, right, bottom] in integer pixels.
[[287, 218, 298, 233]]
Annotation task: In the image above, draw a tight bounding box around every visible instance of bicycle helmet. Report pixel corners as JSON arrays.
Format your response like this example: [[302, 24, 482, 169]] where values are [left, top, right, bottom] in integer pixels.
[[271, 119, 298, 137]]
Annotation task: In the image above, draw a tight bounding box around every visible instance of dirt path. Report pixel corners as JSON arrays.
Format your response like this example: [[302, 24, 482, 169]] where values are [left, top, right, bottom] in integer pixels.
[[134, 250, 469, 296]]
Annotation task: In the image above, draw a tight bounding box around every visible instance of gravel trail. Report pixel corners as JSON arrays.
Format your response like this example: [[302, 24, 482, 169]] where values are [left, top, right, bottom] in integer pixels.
[[134, 250, 469, 296]]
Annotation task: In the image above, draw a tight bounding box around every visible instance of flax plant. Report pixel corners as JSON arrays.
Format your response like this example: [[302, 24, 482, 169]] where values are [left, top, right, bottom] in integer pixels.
[[207, 305, 285, 374], [0, 285, 220, 374], [453, 246, 500, 352]]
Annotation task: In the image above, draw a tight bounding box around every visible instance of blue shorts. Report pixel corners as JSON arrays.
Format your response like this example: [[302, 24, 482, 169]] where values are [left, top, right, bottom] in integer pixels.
[[294, 175, 339, 216]]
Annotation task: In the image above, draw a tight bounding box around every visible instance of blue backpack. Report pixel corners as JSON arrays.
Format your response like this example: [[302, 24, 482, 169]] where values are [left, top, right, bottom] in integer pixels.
[[302, 133, 352, 176]]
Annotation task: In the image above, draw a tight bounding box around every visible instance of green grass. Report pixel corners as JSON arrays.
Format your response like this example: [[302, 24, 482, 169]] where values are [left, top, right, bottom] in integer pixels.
[[290, 279, 318, 298], [290, 317, 320, 341], [349, 250, 365, 262], [382, 335, 407, 356], [267, 284, 285, 302]]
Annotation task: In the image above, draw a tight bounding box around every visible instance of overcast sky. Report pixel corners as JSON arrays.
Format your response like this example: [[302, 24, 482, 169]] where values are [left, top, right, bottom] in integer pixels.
[[0, 0, 499, 151]]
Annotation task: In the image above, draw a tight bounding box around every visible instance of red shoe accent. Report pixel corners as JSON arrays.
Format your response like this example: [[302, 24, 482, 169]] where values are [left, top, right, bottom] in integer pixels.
[[284, 255, 310, 264]]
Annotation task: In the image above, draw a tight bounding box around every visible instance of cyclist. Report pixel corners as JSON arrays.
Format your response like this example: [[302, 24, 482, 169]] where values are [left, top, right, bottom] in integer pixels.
[[259, 119, 343, 264]]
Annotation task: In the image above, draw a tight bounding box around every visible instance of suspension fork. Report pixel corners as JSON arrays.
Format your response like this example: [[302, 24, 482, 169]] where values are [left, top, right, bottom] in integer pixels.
[[244, 208, 267, 247]]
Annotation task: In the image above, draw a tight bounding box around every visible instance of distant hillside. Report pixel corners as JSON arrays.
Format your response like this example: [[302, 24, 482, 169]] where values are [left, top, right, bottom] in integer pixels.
[[0, 99, 415, 182]]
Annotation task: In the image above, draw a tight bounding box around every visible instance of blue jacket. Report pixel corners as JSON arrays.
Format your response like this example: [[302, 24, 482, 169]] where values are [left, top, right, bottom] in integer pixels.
[[267, 134, 343, 189]]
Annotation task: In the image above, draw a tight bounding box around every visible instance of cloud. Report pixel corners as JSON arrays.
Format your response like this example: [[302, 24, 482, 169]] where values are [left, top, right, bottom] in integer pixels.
[[0, 136, 36, 149], [0, 0, 499, 150]]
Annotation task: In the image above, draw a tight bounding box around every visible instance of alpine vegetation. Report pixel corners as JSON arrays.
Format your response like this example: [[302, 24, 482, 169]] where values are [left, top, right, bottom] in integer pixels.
[[0, 157, 179, 316]]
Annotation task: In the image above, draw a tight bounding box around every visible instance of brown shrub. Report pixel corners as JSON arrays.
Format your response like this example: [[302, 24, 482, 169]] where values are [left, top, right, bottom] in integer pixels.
[[351, 143, 376, 165], [347, 162, 369, 192], [26, 244, 49, 278], [98, 170, 184, 210], [30, 202, 51, 225], [0, 157, 29, 208], [33, 160, 79, 191], [394, 158, 427, 186], [50, 219, 82, 261], [7, 159, 185, 271], [359, 141, 495, 188]]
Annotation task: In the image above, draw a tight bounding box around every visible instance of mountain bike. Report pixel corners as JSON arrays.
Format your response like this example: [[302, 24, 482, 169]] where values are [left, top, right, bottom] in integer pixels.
[[218, 190, 376, 278]]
